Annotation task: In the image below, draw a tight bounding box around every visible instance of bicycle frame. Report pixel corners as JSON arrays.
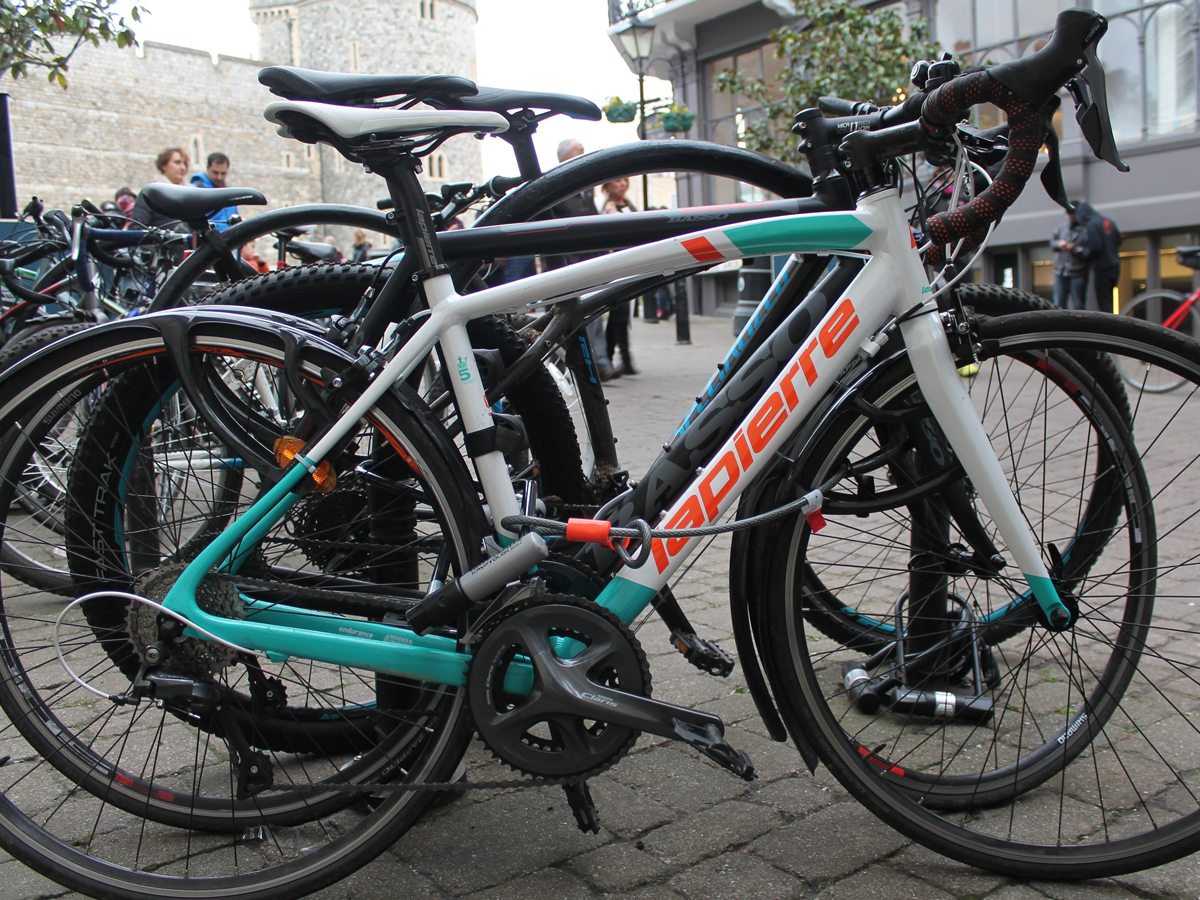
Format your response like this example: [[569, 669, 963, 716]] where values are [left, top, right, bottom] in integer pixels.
[[158, 185, 1071, 684]]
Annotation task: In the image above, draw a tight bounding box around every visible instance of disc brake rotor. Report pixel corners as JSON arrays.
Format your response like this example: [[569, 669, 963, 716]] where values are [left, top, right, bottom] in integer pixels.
[[469, 595, 649, 779]]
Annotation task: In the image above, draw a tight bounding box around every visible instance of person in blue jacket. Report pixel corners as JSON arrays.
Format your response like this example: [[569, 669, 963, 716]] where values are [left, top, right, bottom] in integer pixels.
[[190, 152, 238, 231]]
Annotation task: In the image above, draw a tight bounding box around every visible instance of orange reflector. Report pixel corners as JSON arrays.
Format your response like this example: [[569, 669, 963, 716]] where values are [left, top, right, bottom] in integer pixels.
[[273, 436, 337, 493], [274, 436, 306, 466], [310, 461, 337, 494]]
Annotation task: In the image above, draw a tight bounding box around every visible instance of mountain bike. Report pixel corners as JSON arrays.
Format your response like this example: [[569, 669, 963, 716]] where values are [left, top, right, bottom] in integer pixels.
[[0, 10, 1193, 898], [1114, 244, 1200, 392]]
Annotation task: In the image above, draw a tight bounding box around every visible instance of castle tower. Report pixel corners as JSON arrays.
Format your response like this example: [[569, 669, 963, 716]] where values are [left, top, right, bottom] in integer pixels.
[[250, 0, 481, 233]]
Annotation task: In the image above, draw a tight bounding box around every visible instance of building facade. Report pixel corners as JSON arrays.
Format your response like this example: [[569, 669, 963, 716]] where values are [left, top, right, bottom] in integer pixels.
[[610, 0, 1200, 310], [8, 0, 480, 250]]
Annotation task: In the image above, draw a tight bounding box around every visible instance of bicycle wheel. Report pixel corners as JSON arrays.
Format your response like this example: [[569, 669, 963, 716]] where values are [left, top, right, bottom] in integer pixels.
[[0, 322, 94, 595], [0, 317, 481, 899], [1114, 290, 1199, 393], [788, 285, 1130, 651], [199, 264, 590, 505], [763, 310, 1200, 878]]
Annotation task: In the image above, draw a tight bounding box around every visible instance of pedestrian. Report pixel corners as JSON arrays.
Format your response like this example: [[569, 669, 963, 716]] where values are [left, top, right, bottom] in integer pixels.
[[190, 152, 238, 232], [351, 229, 372, 263], [323, 235, 344, 263], [1050, 206, 1090, 310], [129, 147, 190, 230], [1076, 201, 1123, 312], [114, 187, 136, 216], [543, 139, 620, 381], [601, 179, 637, 375], [600, 178, 636, 215]]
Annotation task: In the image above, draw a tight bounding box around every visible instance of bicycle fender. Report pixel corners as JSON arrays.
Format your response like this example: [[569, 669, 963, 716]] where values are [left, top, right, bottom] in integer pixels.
[[0, 308, 344, 471]]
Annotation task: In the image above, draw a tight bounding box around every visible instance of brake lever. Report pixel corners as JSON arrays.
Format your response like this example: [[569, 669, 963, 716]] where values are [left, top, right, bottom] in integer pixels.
[[1067, 45, 1129, 172]]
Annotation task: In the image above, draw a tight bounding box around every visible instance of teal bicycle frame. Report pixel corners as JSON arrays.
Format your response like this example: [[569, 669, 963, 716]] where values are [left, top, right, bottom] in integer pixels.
[[156, 186, 1072, 686]]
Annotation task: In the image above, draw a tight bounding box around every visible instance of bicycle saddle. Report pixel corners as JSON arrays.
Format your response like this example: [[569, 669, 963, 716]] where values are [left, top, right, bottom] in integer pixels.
[[259, 66, 478, 106], [265, 100, 509, 142], [1178, 246, 1200, 270], [287, 239, 340, 262], [426, 86, 601, 121], [141, 184, 267, 222]]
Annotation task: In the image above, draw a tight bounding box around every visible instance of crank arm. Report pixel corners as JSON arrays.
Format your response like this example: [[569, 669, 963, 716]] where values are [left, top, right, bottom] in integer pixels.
[[542, 654, 755, 779]]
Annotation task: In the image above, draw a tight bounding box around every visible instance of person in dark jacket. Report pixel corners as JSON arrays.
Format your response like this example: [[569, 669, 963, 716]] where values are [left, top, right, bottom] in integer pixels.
[[129, 147, 190, 230], [1075, 201, 1123, 312], [1050, 207, 1090, 310], [543, 139, 619, 380]]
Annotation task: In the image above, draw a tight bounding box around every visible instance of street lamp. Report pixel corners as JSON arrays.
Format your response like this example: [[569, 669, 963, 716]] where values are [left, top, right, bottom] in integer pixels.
[[615, 16, 659, 324], [614, 16, 656, 212]]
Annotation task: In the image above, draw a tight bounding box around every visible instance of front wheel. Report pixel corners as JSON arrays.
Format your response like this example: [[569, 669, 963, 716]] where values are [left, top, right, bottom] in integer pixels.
[[1115, 289, 1199, 393], [765, 311, 1200, 878]]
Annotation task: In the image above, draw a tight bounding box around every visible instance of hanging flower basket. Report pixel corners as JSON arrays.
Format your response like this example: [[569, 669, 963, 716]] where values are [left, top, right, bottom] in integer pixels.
[[661, 110, 694, 132], [604, 98, 638, 123]]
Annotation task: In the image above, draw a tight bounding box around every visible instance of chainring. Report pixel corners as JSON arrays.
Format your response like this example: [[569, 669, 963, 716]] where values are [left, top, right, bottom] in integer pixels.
[[469, 594, 650, 780], [131, 561, 244, 681]]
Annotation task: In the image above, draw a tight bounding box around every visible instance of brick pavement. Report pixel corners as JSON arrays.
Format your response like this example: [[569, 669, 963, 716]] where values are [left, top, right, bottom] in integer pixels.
[[5, 313, 1200, 900]]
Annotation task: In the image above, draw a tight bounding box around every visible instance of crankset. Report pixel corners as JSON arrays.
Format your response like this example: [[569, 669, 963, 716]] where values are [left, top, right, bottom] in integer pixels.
[[468, 595, 755, 788]]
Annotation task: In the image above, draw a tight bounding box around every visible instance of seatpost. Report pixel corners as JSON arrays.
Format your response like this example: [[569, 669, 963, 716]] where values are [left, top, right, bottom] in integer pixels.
[[496, 109, 544, 182], [375, 153, 447, 277]]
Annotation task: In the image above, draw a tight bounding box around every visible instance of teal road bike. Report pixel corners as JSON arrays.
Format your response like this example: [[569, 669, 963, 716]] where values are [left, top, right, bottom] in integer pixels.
[[1, 10, 1200, 898]]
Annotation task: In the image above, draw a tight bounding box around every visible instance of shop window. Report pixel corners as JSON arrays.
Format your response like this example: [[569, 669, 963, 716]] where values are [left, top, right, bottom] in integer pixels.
[[1030, 245, 1055, 300], [1116, 236, 1148, 309], [1160, 231, 1198, 293]]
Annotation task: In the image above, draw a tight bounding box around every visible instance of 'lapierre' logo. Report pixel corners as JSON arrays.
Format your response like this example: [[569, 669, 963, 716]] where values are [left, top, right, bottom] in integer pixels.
[[650, 297, 860, 573]]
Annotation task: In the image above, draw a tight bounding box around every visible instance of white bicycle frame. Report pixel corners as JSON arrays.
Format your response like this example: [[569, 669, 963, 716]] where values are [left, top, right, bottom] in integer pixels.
[[160, 185, 1069, 678]]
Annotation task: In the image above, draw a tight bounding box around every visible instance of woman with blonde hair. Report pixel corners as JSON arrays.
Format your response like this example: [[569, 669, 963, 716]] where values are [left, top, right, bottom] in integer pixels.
[[351, 229, 373, 263]]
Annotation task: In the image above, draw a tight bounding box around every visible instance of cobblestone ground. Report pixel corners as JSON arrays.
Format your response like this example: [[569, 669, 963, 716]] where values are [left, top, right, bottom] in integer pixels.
[[4, 312, 1200, 900]]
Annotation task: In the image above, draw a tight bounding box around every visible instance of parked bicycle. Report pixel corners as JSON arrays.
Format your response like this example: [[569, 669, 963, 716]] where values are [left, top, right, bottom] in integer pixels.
[[1, 11, 1196, 900], [1114, 244, 1200, 392]]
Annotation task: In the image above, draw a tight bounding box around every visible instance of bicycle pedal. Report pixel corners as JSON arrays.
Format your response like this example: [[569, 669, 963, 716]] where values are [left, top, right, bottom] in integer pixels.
[[672, 719, 756, 781], [562, 780, 600, 834], [671, 631, 735, 678]]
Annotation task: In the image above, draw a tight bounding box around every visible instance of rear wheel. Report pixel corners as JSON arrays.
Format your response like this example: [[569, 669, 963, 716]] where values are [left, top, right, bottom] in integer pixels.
[[766, 312, 1200, 878], [0, 320, 480, 899], [0, 322, 93, 594]]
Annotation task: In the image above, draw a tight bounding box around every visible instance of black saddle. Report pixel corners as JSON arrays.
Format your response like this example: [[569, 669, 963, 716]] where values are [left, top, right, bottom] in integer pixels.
[[1178, 246, 1200, 271], [287, 239, 340, 262], [142, 184, 266, 223], [260, 66, 477, 106], [427, 86, 600, 121]]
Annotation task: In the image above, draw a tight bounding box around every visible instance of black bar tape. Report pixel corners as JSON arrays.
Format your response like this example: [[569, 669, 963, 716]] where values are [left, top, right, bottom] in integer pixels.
[[921, 71, 1043, 265]]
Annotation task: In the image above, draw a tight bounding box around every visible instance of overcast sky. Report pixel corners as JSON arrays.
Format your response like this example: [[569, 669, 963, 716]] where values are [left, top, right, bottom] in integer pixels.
[[120, 0, 673, 177]]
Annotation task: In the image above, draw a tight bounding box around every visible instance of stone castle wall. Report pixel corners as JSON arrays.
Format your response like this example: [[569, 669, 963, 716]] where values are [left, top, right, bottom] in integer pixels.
[[8, 0, 480, 253]]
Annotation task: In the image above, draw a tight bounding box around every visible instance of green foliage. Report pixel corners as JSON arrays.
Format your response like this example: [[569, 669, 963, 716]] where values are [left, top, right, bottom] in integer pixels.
[[715, 0, 943, 163], [0, 0, 144, 88]]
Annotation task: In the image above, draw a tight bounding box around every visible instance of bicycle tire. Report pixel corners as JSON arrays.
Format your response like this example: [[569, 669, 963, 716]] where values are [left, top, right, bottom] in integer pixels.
[[764, 310, 1200, 878], [1115, 289, 1198, 393], [198, 264, 588, 504], [0, 322, 93, 594], [790, 284, 1131, 650], [0, 315, 481, 899]]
